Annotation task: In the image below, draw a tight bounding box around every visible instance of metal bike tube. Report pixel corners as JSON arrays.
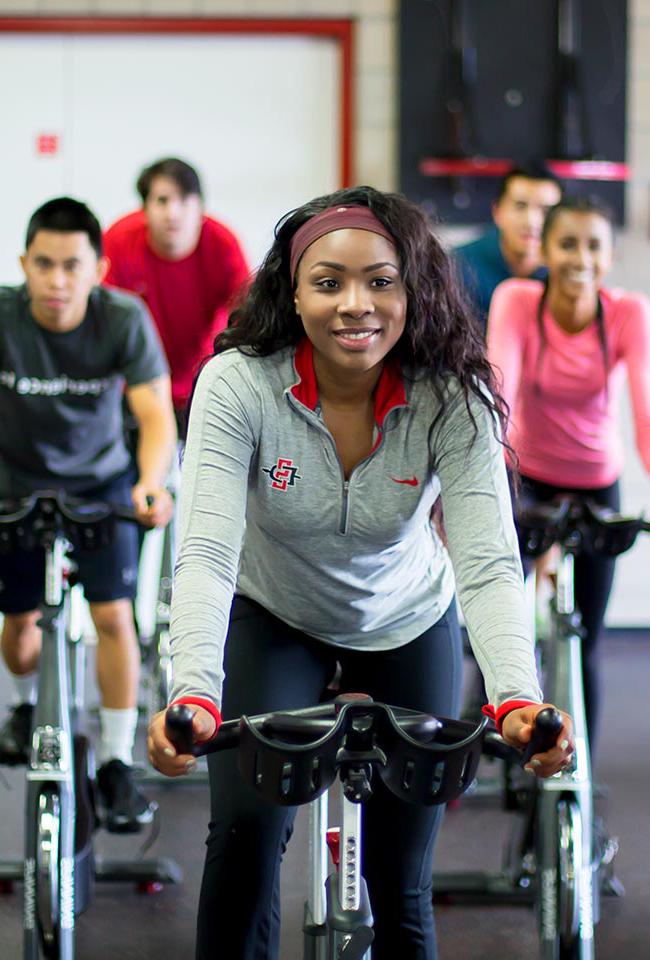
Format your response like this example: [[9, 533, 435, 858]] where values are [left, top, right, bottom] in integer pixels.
[[537, 546, 594, 959], [67, 587, 86, 713], [339, 796, 362, 913], [158, 519, 174, 702], [309, 793, 328, 925], [303, 794, 328, 960], [327, 795, 372, 960], [24, 535, 77, 960], [557, 800, 582, 944], [556, 553, 575, 617], [537, 789, 561, 959]]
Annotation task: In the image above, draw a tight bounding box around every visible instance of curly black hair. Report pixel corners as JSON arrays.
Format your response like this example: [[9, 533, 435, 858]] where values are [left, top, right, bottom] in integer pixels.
[[211, 185, 509, 461]]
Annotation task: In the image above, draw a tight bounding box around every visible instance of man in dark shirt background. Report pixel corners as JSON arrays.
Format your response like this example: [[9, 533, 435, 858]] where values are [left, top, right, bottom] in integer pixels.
[[455, 164, 563, 331], [0, 197, 176, 831]]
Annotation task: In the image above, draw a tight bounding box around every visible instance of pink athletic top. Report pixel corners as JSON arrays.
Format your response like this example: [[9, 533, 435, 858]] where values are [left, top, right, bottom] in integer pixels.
[[487, 279, 650, 488]]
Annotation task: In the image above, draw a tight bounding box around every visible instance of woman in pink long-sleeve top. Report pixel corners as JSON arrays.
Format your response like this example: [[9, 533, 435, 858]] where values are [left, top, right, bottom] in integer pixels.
[[487, 196, 650, 753]]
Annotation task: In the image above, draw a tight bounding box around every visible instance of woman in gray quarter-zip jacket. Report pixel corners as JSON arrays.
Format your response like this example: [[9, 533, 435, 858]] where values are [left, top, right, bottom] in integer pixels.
[[148, 186, 573, 960]]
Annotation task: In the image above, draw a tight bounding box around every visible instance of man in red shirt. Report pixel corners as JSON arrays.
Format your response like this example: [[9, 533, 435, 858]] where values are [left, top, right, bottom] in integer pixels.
[[104, 158, 249, 422]]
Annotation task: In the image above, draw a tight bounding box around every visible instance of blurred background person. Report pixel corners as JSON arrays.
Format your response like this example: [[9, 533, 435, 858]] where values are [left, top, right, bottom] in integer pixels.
[[104, 157, 249, 429], [487, 195, 650, 754], [0, 197, 176, 830], [455, 164, 562, 332]]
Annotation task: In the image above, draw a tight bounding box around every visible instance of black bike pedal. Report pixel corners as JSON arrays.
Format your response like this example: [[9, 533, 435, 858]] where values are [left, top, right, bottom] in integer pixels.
[[522, 707, 563, 764]]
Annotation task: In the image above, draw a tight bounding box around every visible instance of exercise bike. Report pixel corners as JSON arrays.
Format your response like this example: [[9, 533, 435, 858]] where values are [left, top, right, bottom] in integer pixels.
[[433, 496, 649, 959], [0, 491, 182, 960], [164, 692, 559, 959]]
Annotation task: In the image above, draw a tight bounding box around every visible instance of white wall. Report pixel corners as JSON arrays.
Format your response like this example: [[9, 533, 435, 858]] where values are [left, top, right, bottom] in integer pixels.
[[0, 30, 340, 279]]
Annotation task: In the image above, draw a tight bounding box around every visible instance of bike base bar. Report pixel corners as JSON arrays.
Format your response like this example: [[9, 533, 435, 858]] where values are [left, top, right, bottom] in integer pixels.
[[0, 857, 183, 886], [432, 871, 535, 906]]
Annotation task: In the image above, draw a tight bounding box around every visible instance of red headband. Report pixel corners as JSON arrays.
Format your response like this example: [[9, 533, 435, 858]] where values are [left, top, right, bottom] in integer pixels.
[[289, 205, 396, 282]]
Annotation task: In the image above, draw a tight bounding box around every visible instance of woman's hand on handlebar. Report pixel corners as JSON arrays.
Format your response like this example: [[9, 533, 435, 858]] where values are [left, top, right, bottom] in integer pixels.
[[147, 705, 216, 777], [131, 484, 173, 527], [502, 703, 574, 778]]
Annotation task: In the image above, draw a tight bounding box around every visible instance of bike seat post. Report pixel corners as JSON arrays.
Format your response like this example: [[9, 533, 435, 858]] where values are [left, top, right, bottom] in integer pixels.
[[556, 547, 575, 616]]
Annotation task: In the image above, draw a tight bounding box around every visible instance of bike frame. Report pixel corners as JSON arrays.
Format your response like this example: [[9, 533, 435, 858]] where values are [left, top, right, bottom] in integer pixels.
[[431, 542, 598, 957], [165, 696, 483, 960], [536, 546, 596, 958], [303, 790, 372, 960], [0, 494, 184, 959], [24, 531, 77, 960]]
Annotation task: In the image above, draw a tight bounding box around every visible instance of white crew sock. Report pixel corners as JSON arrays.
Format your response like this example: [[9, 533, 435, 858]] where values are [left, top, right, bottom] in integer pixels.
[[12, 671, 38, 706], [98, 706, 139, 767]]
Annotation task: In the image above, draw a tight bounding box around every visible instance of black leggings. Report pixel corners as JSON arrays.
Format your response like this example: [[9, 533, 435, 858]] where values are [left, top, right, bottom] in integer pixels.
[[519, 474, 620, 754], [196, 596, 463, 960]]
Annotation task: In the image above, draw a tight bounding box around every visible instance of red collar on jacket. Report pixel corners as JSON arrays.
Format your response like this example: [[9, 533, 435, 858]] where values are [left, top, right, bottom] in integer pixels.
[[290, 337, 408, 428]]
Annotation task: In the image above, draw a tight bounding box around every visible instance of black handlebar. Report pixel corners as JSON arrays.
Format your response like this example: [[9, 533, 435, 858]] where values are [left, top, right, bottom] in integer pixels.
[[0, 490, 143, 553], [482, 706, 564, 764], [164, 696, 487, 807], [164, 703, 196, 756], [521, 707, 564, 764], [517, 495, 648, 559], [165, 702, 244, 756], [166, 702, 564, 765], [164, 699, 442, 759]]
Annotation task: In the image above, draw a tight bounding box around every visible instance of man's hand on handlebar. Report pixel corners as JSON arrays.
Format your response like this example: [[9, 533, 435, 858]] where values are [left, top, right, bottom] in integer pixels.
[[147, 705, 216, 776], [131, 484, 173, 527], [502, 703, 574, 778]]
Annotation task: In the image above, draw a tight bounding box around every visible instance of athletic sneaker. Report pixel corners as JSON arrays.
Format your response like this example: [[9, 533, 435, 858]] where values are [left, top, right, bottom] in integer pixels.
[[96, 759, 157, 833], [0, 702, 33, 765]]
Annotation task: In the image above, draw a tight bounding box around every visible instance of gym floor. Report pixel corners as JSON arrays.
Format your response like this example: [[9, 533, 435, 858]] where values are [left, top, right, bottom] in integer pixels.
[[0, 633, 647, 959]]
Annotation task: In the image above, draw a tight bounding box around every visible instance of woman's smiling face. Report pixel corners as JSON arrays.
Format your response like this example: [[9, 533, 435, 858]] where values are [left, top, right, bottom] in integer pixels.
[[543, 209, 613, 300], [293, 228, 407, 377]]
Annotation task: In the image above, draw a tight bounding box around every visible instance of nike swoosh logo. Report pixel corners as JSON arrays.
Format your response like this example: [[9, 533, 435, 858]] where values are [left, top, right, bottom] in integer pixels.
[[391, 476, 419, 486]]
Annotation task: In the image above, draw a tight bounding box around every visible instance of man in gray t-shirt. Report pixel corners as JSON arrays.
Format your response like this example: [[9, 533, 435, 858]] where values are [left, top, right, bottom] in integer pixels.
[[0, 197, 176, 832]]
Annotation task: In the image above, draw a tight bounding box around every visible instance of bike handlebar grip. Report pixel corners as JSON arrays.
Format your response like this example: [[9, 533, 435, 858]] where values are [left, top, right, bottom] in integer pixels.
[[165, 703, 197, 757], [522, 707, 564, 764]]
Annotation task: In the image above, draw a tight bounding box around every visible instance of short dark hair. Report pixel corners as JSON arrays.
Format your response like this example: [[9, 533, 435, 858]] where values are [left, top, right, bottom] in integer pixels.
[[25, 197, 103, 257], [496, 163, 563, 203], [541, 194, 614, 247], [136, 157, 202, 203]]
